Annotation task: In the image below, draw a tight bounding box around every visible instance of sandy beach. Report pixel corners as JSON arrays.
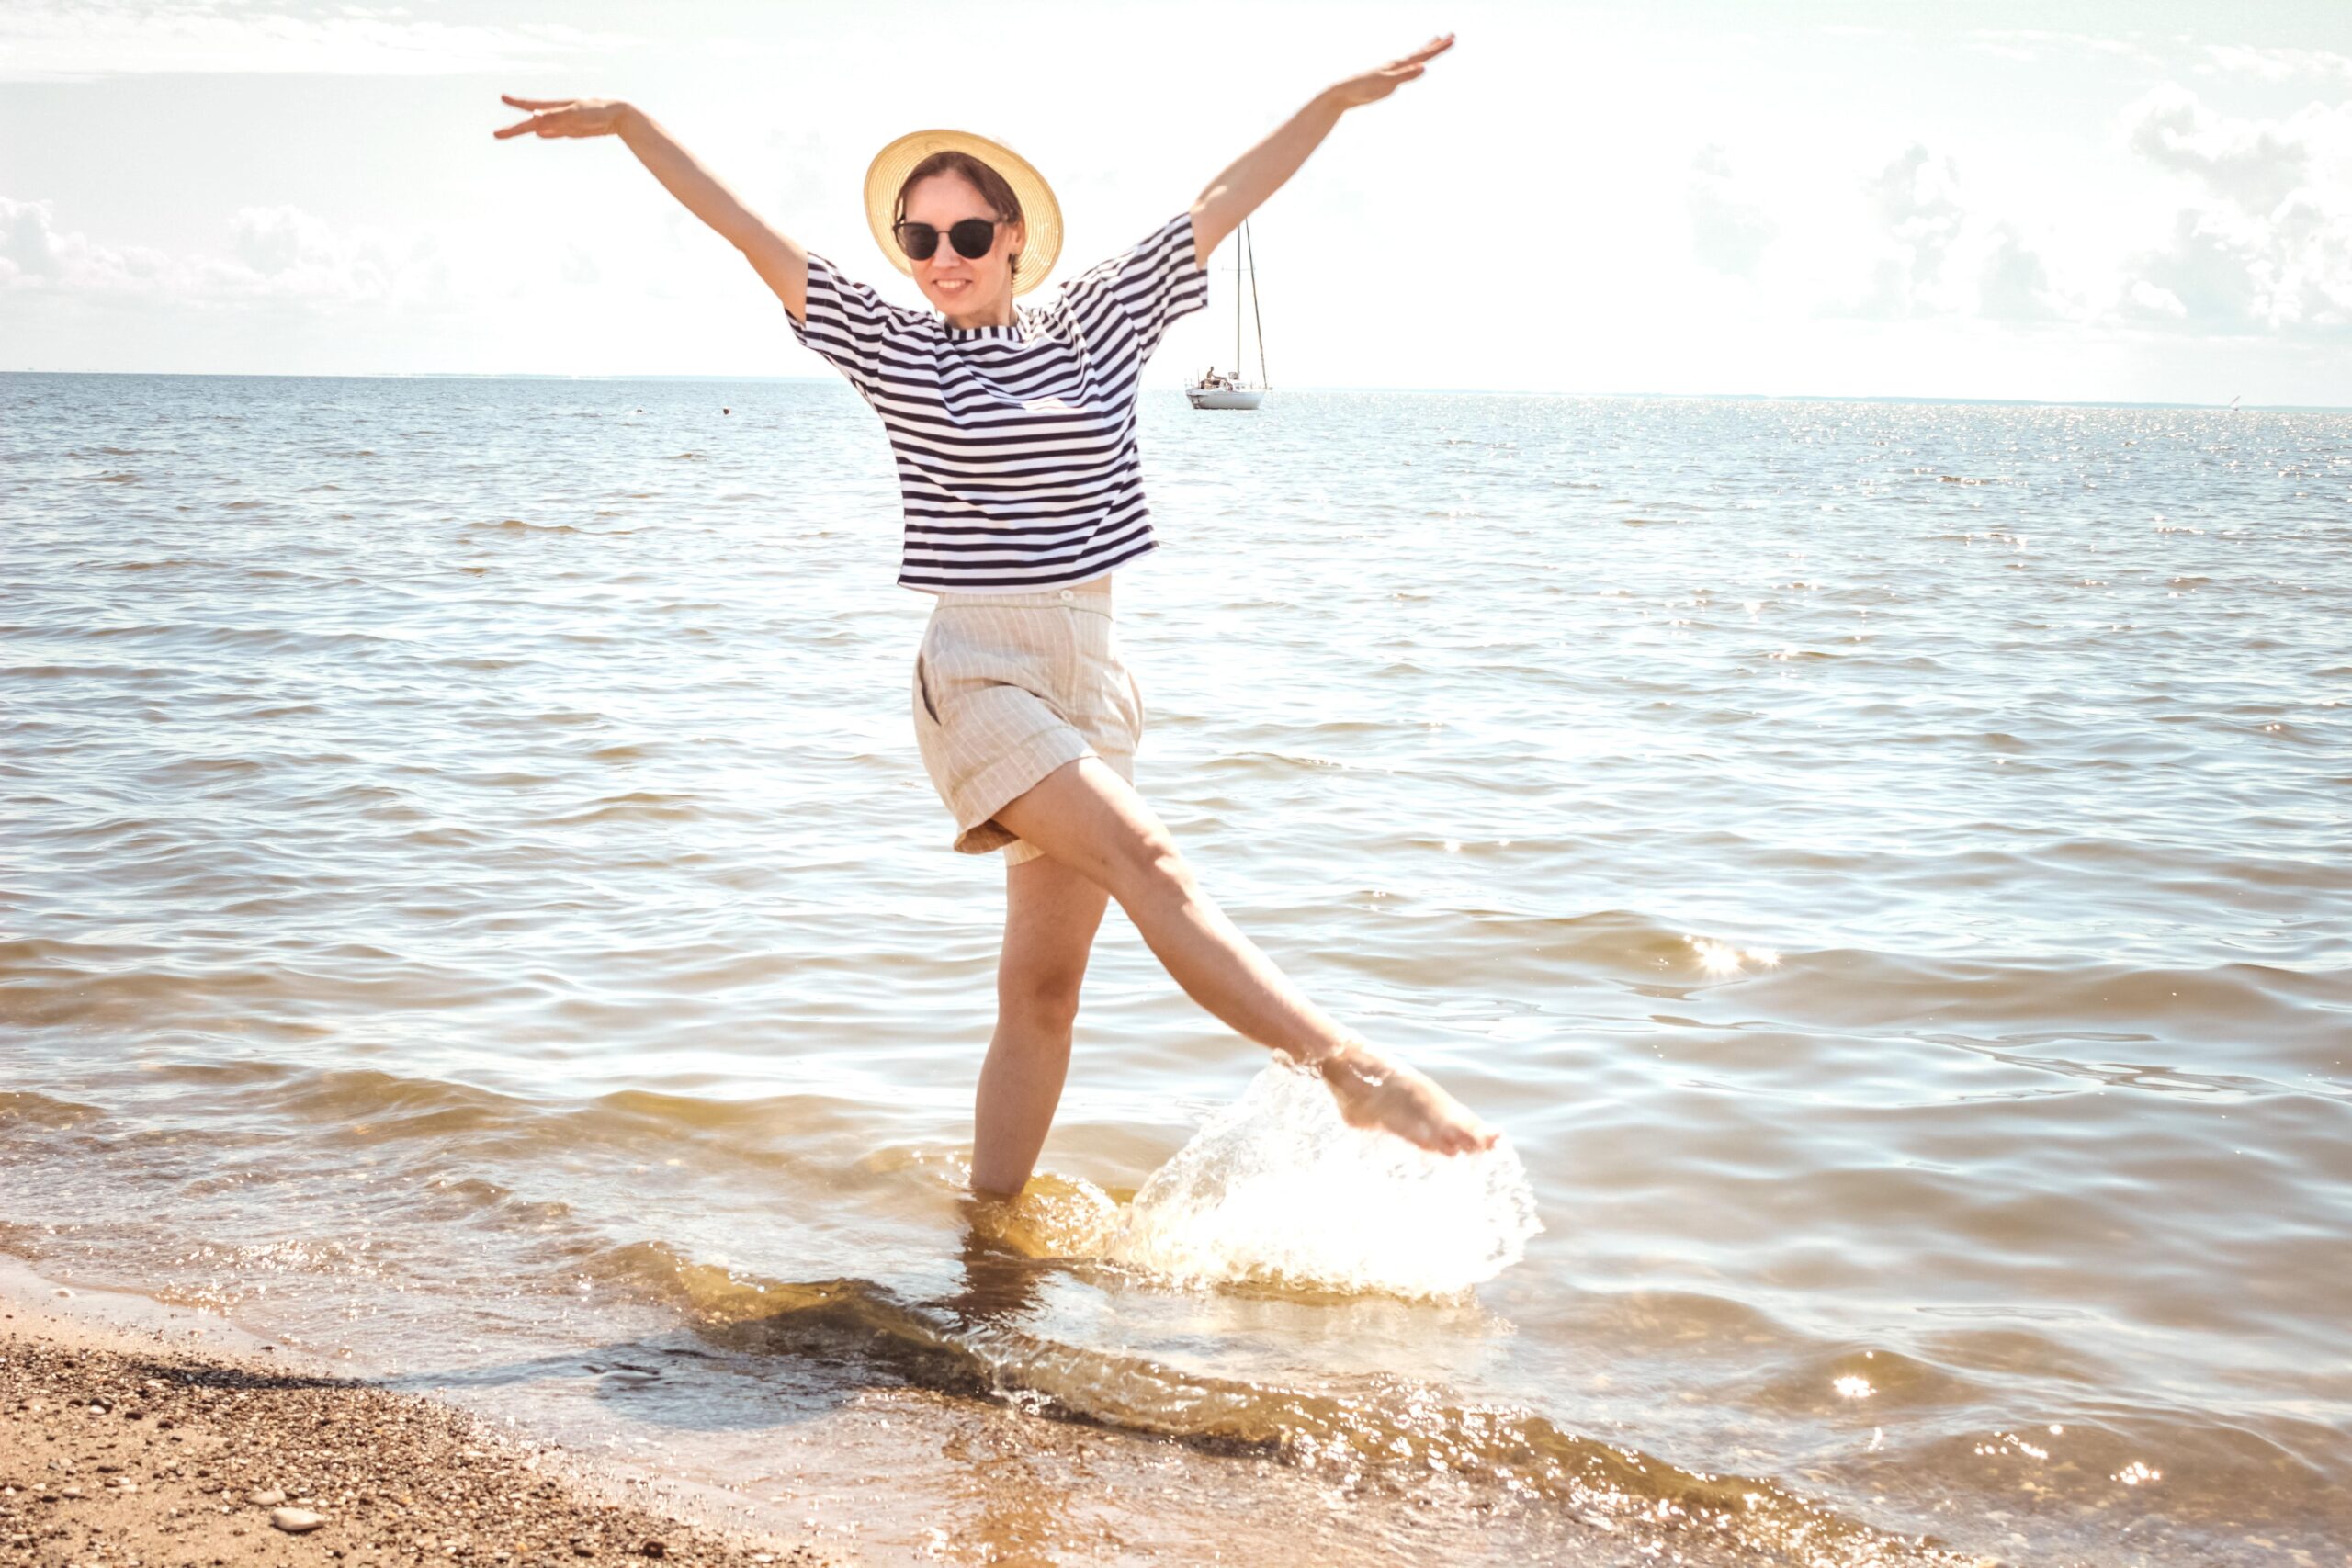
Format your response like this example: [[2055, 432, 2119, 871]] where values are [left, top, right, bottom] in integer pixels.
[[0, 1264, 835, 1568]]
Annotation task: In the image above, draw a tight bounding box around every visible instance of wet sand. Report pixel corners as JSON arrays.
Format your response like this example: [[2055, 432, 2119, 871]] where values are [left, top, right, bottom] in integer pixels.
[[0, 1271, 836, 1568]]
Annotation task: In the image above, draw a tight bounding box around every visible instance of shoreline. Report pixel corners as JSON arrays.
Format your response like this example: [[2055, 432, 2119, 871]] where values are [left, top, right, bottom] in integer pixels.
[[0, 1255, 840, 1568]]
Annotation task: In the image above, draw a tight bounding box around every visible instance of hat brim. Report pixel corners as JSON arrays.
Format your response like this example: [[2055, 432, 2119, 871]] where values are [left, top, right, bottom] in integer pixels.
[[864, 129, 1064, 298]]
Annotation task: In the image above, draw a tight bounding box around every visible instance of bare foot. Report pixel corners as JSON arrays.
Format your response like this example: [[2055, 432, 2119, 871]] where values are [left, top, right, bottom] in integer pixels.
[[1306, 1037, 1499, 1156]]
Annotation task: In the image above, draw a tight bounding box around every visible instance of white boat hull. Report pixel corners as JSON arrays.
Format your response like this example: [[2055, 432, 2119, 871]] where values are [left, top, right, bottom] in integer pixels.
[[1186, 387, 1266, 410]]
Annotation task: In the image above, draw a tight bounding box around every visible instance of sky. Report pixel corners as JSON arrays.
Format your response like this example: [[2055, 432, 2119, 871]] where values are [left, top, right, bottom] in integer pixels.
[[3, 0, 2348, 405]]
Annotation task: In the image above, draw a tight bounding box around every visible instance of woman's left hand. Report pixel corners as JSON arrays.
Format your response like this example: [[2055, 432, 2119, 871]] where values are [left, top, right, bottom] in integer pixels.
[[1329, 33, 1455, 109]]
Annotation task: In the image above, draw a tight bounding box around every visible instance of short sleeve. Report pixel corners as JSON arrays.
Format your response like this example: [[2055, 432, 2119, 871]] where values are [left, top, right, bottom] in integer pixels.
[[1058, 210, 1211, 365], [787, 251, 918, 404]]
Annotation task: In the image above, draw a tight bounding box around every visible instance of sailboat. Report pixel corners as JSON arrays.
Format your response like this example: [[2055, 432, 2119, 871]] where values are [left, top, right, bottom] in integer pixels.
[[1187, 219, 1268, 411]]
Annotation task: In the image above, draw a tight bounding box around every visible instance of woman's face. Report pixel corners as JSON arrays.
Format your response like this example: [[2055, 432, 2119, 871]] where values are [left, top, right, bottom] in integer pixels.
[[903, 174, 1024, 321]]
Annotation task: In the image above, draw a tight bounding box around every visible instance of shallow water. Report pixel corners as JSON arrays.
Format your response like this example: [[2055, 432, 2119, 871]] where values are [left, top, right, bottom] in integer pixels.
[[3, 370, 2347, 1566]]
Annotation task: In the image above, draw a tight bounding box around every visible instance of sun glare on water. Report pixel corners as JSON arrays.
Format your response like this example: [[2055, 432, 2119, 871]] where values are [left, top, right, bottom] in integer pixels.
[[1685, 934, 1782, 976]]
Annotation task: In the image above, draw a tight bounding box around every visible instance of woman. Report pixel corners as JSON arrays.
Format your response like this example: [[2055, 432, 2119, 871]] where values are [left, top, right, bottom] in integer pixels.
[[494, 34, 1497, 1200]]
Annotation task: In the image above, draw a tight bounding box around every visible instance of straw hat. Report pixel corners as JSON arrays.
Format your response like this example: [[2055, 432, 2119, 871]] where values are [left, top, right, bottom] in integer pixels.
[[863, 129, 1065, 297]]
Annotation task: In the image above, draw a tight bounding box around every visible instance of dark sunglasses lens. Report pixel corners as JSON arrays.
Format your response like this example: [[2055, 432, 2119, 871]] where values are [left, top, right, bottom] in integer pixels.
[[949, 219, 996, 260], [896, 223, 939, 261]]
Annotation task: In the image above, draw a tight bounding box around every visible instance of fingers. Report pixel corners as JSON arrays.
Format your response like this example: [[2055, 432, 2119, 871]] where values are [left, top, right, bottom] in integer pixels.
[[492, 107, 598, 140], [494, 93, 579, 141]]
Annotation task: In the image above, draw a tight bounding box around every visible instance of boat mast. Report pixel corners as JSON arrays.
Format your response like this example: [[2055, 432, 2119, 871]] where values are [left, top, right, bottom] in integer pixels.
[[1234, 223, 1243, 381], [1232, 220, 1270, 388]]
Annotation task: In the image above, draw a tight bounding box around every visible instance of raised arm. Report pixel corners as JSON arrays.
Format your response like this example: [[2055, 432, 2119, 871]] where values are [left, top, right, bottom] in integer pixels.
[[492, 95, 810, 321], [1190, 34, 1456, 268]]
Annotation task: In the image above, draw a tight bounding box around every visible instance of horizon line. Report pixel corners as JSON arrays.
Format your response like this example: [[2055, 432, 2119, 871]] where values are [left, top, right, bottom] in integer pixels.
[[5, 368, 2344, 414]]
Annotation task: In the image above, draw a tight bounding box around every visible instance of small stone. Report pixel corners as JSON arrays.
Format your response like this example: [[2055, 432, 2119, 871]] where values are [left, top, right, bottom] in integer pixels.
[[61, 1486, 85, 1499], [639, 1544, 665, 1560], [272, 1507, 328, 1534], [249, 1489, 288, 1507], [143, 1379, 166, 1392]]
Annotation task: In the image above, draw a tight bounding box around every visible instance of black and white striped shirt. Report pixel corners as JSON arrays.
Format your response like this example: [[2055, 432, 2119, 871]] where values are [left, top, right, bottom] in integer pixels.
[[786, 209, 1210, 593]]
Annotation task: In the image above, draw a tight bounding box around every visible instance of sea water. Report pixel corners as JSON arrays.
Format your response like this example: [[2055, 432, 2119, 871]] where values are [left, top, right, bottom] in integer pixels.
[[3, 370, 2348, 1565]]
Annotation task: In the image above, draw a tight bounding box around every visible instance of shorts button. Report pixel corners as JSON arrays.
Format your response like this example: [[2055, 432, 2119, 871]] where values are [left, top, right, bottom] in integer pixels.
[[1058, 588, 1074, 601]]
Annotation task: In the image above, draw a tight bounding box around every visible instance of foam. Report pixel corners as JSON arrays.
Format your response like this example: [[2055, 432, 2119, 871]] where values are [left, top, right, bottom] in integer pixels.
[[1102, 1059, 1542, 1299]]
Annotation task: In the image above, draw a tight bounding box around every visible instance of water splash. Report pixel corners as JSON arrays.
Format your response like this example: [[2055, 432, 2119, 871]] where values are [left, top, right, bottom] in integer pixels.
[[1101, 1060, 1542, 1298]]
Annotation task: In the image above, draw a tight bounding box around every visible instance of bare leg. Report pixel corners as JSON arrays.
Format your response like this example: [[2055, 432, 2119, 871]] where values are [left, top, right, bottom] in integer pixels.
[[992, 757, 1497, 1157], [970, 850, 1110, 1199]]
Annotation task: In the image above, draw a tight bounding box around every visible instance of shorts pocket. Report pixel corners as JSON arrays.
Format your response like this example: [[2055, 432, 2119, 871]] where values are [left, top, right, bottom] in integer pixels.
[[914, 653, 942, 724], [1125, 665, 1146, 737]]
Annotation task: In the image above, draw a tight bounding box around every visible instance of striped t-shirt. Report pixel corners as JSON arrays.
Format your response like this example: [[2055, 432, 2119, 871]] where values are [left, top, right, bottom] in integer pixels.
[[786, 209, 1210, 593]]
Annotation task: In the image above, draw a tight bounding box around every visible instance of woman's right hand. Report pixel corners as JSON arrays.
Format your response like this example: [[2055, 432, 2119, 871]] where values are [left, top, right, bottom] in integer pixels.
[[492, 94, 634, 140], [490, 94, 805, 317]]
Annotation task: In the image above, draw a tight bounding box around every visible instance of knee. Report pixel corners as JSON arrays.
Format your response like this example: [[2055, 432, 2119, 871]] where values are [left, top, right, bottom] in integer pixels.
[[1126, 835, 1197, 904], [998, 971, 1084, 1036]]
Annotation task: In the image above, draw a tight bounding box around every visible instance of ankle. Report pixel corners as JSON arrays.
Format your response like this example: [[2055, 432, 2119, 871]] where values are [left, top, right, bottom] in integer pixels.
[[1306, 1032, 1383, 1083]]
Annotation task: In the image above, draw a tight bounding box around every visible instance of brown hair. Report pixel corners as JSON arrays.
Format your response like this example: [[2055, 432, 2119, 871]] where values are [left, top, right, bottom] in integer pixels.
[[893, 152, 1024, 282]]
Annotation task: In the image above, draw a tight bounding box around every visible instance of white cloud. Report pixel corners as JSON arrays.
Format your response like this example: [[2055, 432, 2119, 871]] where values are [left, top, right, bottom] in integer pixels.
[[2200, 44, 2352, 85], [1851, 143, 1966, 317], [1686, 144, 1777, 278], [2123, 209, 2267, 328], [0, 197, 176, 292], [1979, 222, 2065, 321], [1, 197, 63, 278], [2127, 85, 2312, 214], [0, 1, 636, 80], [1, 195, 468, 310], [1964, 28, 2166, 71], [2118, 87, 2352, 334]]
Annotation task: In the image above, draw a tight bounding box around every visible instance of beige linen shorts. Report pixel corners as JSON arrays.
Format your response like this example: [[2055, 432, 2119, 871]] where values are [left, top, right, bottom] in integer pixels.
[[911, 580, 1144, 866]]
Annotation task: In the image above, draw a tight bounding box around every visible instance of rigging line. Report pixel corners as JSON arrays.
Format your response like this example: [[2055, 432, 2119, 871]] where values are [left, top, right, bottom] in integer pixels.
[[1246, 220, 1269, 389]]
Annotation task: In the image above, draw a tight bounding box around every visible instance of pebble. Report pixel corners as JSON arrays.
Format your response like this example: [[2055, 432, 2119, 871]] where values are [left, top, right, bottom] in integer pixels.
[[248, 1488, 288, 1506], [272, 1507, 329, 1534]]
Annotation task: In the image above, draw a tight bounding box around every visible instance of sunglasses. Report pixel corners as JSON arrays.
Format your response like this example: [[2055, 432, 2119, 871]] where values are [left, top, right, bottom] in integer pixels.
[[893, 217, 1009, 263]]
